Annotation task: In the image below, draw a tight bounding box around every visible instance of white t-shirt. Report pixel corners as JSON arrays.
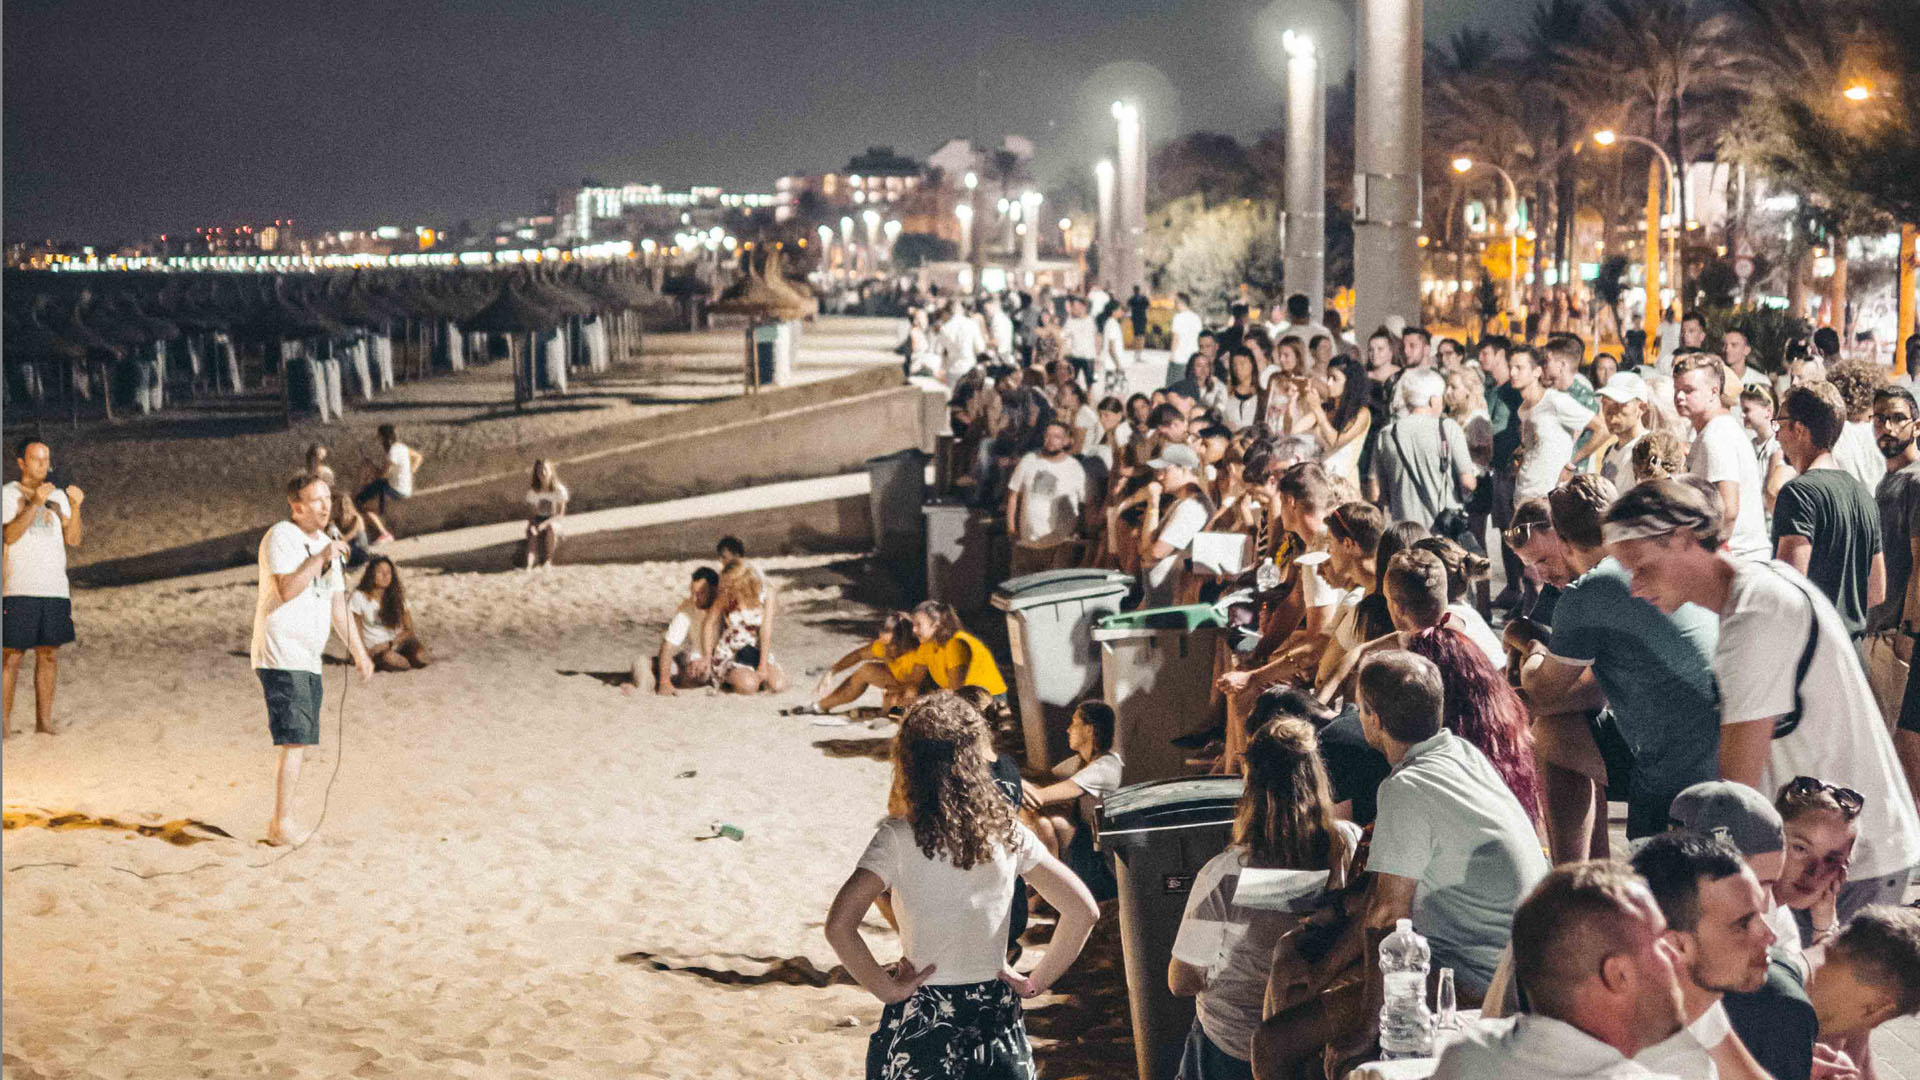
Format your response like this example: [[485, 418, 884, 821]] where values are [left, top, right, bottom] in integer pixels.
[[1714, 561, 1920, 879], [347, 590, 396, 649], [1602, 432, 1646, 491], [1170, 309, 1203, 367], [525, 483, 569, 518], [1087, 289, 1110, 319], [855, 817, 1044, 986], [386, 442, 415, 497], [1008, 453, 1088, 547], [1447, 602, 1508, 672], [1518, 390, 1596, 499], [1686, 413, 1769, 559], [662, 604, 702, 660], [1063, 315, 1099, 359], [1831, 421, 1884, 493], [1172, 823, 1366, 1061], [1099, 319, 1127, 369], [1294, 550, 1344, 611], [1071, 405, 1103, 457], [1, 482, 72, 598], [1052, 750, 1125, 800], [938, 315, 986, 380], [1145, 495, 1210, 602], [250, 520, 346, 673], [1434, 1014, 1688, 1080]]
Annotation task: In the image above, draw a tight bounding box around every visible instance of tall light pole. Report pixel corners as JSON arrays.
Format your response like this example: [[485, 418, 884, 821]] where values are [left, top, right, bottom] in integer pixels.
[[1020, 191, 1042, 274], [1282, 30, 1326, 327], [1094, 159, 1116, 284], [964, 170, 981, 291], [1452, 157, 1520, 328], [1112, 101, 1146, 297], [1594, 129, 1679, 343], [1353, 0, 1423, 337], [862, 209, 881, 271], [955, 204, 974, 275]]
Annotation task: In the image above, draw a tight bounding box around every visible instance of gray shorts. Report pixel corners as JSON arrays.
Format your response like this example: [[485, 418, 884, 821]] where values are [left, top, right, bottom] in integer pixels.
[[257, 668, 323, 746]]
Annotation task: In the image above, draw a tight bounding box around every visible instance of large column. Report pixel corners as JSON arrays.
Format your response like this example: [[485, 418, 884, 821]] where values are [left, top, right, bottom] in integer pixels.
[[1352, 0, 1423, 336], [1113, 101, 1146, 296], [1094, 160, 1116, 283], [1282, 31, 1326, 327]]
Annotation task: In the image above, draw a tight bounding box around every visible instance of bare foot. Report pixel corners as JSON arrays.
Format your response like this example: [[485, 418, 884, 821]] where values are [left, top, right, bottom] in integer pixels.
[[375, 533, 396, 545], [264, 821, 314, 847]]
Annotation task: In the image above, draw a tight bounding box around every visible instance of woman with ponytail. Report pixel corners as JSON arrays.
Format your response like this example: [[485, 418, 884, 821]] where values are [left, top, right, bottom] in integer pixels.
[[1167, 717, 1362, 1078]]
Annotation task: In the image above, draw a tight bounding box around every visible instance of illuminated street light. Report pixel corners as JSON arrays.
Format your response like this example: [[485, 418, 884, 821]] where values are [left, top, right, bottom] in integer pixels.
[[1094, 160, 1115, 270], [1592, 128, 1617, 146], [1282, 27, 1326, 325], [1843, 81, 1873, 102], [963, 171, 978, 190], [1591, 128, 1680, 334], [1450, 156, 1522, 322], [1451, 157, 1473, 174]]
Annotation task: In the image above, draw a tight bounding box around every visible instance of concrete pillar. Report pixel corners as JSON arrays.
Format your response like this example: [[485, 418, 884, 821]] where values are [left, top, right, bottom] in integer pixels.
[[1113, 102, 1146, 296], [1352, 0, 1423, 337], [1283, 31, 1326, 327], [1095, 160, 1116, 283]]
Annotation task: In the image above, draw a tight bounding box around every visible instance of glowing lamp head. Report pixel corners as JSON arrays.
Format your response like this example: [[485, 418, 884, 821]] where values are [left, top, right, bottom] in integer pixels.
[[862, 209, 880, 227], [1843, 82, 1872, 102], [1058, 217, 1072, 231], [955, 204, 973, 222], [1452, 157, 1474, 174], [1283, 30, 1315, 58], [1593, 129, 1617, 147], [963, 171, 978, 190], [1095, 160, 1114, 181]]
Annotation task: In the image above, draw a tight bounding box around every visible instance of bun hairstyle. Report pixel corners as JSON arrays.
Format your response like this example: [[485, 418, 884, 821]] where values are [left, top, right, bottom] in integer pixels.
[[1411, 536, 1489, 603], [1235, 718, 1349, 884]]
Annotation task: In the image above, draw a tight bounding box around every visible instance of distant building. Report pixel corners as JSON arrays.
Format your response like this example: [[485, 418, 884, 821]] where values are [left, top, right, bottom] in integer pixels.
[[559, 182, 776, 243]]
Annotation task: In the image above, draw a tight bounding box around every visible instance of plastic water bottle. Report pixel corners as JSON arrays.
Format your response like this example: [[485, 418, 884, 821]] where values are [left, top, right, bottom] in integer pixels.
[[1255, 557, 1282, 592], [1379, 918, 1434, 1059]]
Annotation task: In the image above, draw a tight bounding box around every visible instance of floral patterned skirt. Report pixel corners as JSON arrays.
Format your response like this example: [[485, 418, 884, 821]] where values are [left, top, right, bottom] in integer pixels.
[[866, 979, 1034, 1080]]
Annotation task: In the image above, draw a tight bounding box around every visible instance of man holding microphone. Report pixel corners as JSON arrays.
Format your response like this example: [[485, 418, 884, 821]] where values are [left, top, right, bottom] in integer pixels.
[[252, 473, 373, 846]]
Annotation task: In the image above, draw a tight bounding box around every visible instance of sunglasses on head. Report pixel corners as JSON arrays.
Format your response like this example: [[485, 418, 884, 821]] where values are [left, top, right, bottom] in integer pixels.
[[1503, 518, 1549, 550], [1780, 775, 1865, 820]]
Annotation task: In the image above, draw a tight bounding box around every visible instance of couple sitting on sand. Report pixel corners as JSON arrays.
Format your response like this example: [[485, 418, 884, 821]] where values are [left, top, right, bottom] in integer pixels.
[[636, 536, 790, 696], [786, 600, 1006, 724]]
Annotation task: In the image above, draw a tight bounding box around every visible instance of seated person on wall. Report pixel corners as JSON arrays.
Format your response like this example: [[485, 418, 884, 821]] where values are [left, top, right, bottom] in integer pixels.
[[1169, 718, 1362, 1080], [631, 567, 717, 696], [1004, 420, 1090, 575], [1255, 650, 1549, 1080], [910, 600, 1006, 699], [787, 612, 927, 719], [1021, 700, 1123, 863]]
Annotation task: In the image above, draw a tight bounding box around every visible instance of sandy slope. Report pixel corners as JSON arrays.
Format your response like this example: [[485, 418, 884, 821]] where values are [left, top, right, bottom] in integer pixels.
[[2, 556, 909, 1079]]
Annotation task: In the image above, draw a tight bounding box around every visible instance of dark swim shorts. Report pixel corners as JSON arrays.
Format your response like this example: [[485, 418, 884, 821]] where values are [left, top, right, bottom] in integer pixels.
[[257, 668, 323, 746]]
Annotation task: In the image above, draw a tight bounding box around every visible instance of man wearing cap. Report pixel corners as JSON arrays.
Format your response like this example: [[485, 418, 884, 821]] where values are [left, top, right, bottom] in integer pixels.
[[1658, 785, 1825, 1080], [1595, 372, 1653, 491], [1136, 442, 1211, 608]]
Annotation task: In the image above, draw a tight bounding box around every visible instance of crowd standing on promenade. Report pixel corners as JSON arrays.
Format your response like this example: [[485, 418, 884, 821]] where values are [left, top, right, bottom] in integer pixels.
[[9, 279, 1920, 1080]]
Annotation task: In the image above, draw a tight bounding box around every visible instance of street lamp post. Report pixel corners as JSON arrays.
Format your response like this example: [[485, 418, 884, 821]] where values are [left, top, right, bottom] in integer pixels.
[[1353, 0, 1423, 337], [1594, 129, 1680, 341], [964, 170, 981, 291], [955, 204, 974, 275], [1112, 101, 1146, 297], [1094, 160, 1116, 284], [1283, 30, 1327, 327], [1452, 157, 1520, 329], [1020, 191, 1042, 274]]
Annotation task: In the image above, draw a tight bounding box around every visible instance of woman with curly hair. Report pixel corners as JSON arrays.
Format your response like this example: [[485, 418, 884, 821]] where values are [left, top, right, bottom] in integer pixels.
[[826, 692, 1099, 1080], [349, 556, 431, 672], [702, 561, 788, 694], [1169, 717, 1363, 1079]]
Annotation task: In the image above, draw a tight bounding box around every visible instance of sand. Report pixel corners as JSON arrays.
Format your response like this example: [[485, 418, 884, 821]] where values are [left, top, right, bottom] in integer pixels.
[[0, 555, 927, 1078]]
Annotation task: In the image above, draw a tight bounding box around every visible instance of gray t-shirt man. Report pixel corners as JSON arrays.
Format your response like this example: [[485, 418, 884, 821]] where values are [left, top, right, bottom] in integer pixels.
[[1367, 729, 1550, 995]]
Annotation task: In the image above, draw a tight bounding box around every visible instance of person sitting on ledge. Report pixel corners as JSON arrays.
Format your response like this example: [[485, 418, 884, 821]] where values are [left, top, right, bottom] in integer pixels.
[[1021, 700, 1124, 863], [787, 612, 927, 720]]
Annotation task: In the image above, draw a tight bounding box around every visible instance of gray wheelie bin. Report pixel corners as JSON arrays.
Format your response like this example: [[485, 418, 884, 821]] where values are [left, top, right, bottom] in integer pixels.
[[1096, 776, 1245, 1080], [923, 500, 1003, 617], [1093, 604, 1228, 786], [865, 449, 928, 565], [991, 569, 1133, 767]]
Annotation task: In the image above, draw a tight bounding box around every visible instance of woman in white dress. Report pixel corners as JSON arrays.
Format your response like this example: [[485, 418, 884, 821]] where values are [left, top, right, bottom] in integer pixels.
[[523, 458, 569, 570]]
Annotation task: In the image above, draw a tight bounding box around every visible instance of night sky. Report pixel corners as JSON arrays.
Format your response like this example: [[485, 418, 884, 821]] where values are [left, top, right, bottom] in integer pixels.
[[4, 0, 1525, 242]]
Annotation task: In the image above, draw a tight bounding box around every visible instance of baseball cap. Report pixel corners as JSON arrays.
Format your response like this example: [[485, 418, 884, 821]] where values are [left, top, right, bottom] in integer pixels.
[[1597, 370, 1651, 405], [1147, 443, 1202, 471], [1668, 781, 1784, 857]]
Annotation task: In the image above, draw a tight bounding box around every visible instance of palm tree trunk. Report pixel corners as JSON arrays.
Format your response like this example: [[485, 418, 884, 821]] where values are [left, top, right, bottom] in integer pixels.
[[1829, 232, 1849, 335]]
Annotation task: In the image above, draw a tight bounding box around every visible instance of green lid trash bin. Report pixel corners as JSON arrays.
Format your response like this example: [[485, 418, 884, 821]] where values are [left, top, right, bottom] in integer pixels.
[[1093, 604, 1228, 787], [1095, 776, 1244, 1080], [991, 569, 1134, 768]]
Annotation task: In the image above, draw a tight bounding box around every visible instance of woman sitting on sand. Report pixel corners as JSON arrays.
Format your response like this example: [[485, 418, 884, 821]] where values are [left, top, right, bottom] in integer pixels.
[[787, 612, 926, 719], [703, 561, 788, 694], [330, 485, 371, 569], [1169, 718, 1361, 1080], [826, 692, 1099, 1080], [910, 600, 1007, 699], [349, 557, 431, 671], [523, 459, 569, 570]]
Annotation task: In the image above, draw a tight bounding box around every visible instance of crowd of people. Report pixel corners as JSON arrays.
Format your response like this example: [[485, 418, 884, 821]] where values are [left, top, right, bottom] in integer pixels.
[[11, 281, 1920, 1080], [815, 287, 1920, 1080]]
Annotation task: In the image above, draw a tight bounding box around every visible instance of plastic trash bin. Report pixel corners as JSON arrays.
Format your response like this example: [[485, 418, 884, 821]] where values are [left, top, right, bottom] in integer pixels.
[[865, 449, 929, 567], [923, 500, 1004, 616], [992, 569, 1134, 768], [1096, 776, 1245, 1080], [1094, 604, 1228, 787]]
